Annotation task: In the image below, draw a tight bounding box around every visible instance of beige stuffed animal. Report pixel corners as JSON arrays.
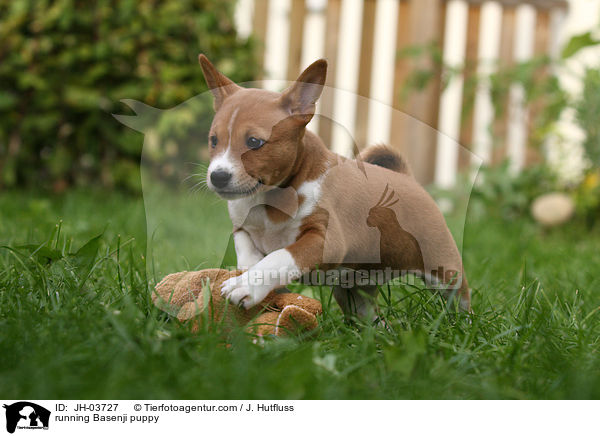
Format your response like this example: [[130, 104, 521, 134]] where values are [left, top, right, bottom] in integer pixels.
[[153, 269, 322, 337]]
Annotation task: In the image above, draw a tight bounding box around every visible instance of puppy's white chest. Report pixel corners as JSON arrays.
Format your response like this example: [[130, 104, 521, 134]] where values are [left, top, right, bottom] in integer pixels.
[[227, 178, 324, 254], [244, 210, 299, 253]]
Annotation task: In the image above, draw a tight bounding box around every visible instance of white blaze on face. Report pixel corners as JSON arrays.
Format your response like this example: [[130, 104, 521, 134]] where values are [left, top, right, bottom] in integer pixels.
[[207, 148, 236, 187], [226, 107, 239, 148], [207, 108, 241, 189]]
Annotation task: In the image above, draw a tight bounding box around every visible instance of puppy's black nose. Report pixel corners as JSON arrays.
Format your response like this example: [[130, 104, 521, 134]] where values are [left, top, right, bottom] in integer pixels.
[[210, 170, 232, 189]]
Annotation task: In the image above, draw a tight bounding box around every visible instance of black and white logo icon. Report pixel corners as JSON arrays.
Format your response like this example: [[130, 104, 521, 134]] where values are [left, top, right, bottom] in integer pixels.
[[3, 402, 50, 433]]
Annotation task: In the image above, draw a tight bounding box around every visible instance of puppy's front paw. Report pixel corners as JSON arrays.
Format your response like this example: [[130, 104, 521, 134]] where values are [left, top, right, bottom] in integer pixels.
[[220, 272, 262, 309], [220, 273, 244, 298]]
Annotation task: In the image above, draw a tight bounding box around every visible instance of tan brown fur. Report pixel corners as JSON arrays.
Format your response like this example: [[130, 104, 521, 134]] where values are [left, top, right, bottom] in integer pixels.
[[199, 55, 470, 314], [289, 152, 470, 308]]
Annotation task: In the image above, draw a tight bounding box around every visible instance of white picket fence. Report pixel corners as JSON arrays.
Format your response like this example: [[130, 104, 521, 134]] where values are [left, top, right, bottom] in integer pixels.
[[234, 0, 571, 186]]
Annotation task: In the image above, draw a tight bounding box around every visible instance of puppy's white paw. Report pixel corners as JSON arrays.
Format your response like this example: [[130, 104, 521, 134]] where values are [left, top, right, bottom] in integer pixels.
[[228, 285, 255, 308], [220, 273, 245, 296], [220, 272, 263, 309]]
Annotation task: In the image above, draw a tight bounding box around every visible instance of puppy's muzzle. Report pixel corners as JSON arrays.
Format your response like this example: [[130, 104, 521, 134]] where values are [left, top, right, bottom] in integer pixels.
[[210, 170, 232, 189]]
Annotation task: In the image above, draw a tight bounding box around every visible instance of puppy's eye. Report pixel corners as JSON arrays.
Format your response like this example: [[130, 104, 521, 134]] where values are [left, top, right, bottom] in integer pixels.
[[246, 136, 265, 149], [210, 135, 218, 148]]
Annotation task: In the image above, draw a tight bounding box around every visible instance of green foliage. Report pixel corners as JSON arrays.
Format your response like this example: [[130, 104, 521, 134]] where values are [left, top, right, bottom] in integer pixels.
[[574, 170, 600, 227], [572, 68, 600, 223], [432, 162, 559, 223], [1, 189, 600, 399], [0, 0, 259, 190], [575, 68, 600, 167], [470, 162, 559, 221], [488, 57, 568, 149], [396, 43, 448, 100], [561, 31, 600, 59]]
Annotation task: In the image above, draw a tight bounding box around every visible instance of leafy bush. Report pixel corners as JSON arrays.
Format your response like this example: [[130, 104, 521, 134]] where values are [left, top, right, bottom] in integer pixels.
[[488, 57, 568, 149], [0, 0, 259, 190], [574, 170, 600, 227], [571, 68, 600, 224], [470, 162, 558, 220], [575, 68, 600, 167], [432, 161, 559, 222]]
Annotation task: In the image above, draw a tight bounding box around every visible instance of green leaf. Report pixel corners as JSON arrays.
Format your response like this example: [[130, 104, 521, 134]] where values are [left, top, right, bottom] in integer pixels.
[[67, 232, 104, 289], [562, 32, 600, 59], [69, 232, 104, 267], [14, 244, 63, 263]]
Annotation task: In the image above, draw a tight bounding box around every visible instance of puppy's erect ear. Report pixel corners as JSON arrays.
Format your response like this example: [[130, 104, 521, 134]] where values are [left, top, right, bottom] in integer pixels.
[[198, 54, 240, 111], [280, 59, 327, 124]]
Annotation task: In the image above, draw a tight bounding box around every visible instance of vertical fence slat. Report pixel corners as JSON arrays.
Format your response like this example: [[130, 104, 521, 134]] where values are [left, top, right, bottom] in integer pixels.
[[367, 0, 399, 147], [252, 0, 270, 79], [435, 0, 468, 188], [317, 0, 342, 149], [525, 7, 550, 166], [410, 0, 446, 184], [353, 0, 377, 153], [235, 0, 254, 39], [533, 8, 551, 55], [330, 0, 364, 156], [458, 3, 481, 171], [263, 0, 292, 89], [506, 4, 535, 172], [287, 0, 306, 81], [472, 1, 502, 165], [302, 2, 327, 135], [389, 0, 412, 157], [389, 0, 445, 185], [492, 5, 516, 165]]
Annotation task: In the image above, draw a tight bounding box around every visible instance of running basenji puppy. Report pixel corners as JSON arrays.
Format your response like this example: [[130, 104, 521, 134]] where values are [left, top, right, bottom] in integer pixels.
[[199, 54, 470, 320]]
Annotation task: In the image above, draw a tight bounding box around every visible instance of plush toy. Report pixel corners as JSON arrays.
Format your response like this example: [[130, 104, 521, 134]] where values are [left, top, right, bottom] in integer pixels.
[[153, 269, 322, 337]]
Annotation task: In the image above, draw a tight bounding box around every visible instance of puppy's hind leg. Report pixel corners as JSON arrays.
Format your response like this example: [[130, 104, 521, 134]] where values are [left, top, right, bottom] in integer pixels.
[[424, 270, 472, 313], [333, 284, 381, 324]]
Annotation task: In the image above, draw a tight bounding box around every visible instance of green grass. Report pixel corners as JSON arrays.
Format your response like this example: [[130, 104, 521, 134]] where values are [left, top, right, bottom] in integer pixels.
[[1, 188, 599, 399]]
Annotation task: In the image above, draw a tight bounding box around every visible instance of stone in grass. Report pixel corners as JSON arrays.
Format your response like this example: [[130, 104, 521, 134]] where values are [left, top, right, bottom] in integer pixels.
[[531, 192, 575, 227]]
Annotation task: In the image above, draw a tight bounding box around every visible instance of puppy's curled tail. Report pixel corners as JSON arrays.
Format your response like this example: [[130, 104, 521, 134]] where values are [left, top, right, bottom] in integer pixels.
[[359, 144, 411, 176]]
